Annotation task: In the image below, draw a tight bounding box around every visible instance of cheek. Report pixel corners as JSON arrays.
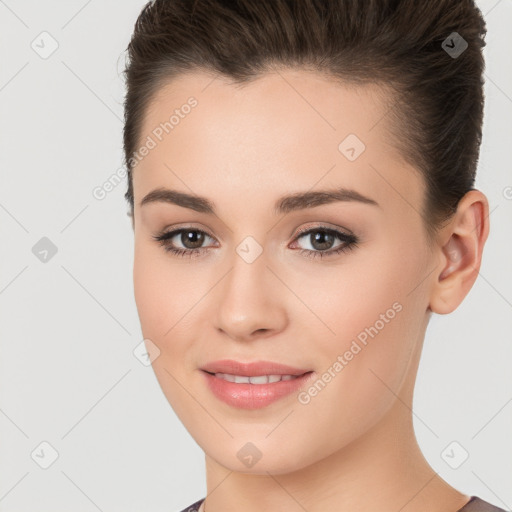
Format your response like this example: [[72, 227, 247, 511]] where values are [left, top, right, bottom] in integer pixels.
[[133, 241, 209, 369], [133, 242, 182, 341], [133, 243, 199, 415], [295, 241, 426, 417]]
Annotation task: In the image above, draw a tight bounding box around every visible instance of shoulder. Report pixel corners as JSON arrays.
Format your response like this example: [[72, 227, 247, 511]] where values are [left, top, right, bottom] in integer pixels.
[[459, 496, 509, 512], [177, 497, 205, 512]]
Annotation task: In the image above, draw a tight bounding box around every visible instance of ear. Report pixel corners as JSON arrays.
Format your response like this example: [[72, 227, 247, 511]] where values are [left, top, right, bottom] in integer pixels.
[[429, 189, 490, 315]]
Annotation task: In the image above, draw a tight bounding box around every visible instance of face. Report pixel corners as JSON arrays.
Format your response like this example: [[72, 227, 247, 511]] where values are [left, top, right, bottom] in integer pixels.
[[132, 69, 437, 474]]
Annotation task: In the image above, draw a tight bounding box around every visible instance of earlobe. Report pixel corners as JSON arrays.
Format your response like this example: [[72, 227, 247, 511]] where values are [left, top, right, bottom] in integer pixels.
[[429, 190, 490, 315]]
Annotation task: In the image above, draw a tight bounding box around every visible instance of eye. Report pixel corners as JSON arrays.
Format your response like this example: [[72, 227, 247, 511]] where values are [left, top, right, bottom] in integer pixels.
[[152, 225, 359, 259], [290, 225, 358, 259], [152, 228, 216, 258]]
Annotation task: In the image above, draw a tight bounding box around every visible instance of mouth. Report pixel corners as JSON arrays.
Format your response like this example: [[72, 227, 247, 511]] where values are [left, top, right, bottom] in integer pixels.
[[202, 370, 310, 383], [199, 360, 315, 409]]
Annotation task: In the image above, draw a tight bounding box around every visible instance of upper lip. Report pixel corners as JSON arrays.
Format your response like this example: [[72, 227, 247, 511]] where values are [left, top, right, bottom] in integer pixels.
[[200, 359, 312, 377]]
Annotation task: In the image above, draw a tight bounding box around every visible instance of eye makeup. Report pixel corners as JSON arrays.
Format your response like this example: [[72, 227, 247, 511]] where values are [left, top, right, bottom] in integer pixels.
[[152, 224, 359, 260]]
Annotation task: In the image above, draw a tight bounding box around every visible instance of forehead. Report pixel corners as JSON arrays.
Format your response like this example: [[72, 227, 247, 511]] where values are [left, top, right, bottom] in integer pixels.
[[141, 69, 394, 155], [133, 69, 423, 218]]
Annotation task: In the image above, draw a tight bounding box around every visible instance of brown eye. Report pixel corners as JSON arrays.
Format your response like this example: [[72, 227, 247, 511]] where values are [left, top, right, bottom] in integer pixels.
[[291, 226, 359, 260], [179, 230, 206, 249], [152, 228, 215, 257]]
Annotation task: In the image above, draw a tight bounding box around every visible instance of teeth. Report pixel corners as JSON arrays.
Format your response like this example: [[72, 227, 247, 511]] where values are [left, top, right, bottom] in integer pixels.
[[248, 375, 269, 384], [214, 373, 300, 384]]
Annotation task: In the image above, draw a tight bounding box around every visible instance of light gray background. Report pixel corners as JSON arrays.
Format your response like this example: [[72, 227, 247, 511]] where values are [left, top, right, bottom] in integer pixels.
[[0, 1, 511, 511]]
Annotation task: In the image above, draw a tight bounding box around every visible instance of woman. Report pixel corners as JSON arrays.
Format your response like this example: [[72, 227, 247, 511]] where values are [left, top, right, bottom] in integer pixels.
[[121, 0, 507, 511]]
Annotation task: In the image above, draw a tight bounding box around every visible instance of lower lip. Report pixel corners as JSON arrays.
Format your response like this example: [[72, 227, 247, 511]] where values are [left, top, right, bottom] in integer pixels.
[[201, 370, 315, 409]]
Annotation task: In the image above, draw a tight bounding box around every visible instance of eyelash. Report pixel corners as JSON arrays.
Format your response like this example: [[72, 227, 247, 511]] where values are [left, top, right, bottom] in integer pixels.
[[152, 225, 358, 260]]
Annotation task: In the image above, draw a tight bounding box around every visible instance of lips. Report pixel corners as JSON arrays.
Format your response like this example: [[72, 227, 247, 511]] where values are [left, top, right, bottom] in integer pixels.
[[200, 359, 311, 377], [199, 359, 314, 409]]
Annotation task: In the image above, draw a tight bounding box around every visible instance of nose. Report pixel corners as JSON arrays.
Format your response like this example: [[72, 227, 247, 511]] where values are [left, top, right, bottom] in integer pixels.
[[213, 248, 288, 343]]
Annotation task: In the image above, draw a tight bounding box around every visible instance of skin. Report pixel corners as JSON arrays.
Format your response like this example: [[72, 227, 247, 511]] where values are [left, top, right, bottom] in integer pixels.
[[130, 69, 489, 512]]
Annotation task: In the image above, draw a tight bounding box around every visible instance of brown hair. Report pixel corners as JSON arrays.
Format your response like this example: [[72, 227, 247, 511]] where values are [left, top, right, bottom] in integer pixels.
[[122, 0, 487, 243]]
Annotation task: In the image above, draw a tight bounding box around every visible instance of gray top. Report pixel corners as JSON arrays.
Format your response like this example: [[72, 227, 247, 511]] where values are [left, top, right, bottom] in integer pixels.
[[460, 497, 509, 512], [178, 496, 509, 512]]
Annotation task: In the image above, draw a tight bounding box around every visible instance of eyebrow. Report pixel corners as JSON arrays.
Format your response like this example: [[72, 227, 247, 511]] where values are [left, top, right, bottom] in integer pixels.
[[140, 186, 380, 215]]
